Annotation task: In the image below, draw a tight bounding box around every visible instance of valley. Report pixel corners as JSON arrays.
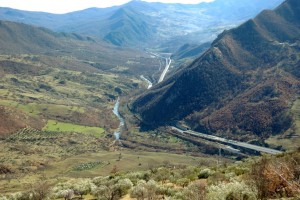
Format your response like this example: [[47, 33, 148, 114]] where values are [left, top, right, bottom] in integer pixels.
[[0, 0, 300, 199], [0, 17, 223, 197]]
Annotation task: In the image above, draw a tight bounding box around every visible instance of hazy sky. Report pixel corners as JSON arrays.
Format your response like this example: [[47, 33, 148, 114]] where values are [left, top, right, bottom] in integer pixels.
[[0, 0, 214, 14]]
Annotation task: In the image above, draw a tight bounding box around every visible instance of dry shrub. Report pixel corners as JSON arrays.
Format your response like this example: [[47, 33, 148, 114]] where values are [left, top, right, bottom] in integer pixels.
[[251, 155, 300, 199]]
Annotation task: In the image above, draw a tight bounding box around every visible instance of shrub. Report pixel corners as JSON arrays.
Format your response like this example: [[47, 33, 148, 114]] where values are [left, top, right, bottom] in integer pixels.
[[207, 172, 227, 185], [225, 165, 250, 176], [72, 179, 93, 198], [206, 181, 258, 200], [0, 196, 8, 200], [153, 168, 171, 184], [176, 178, 190, 188], [124, 171, 151, 184], [117, 178, 133, 196], [157, 185, 178, 197], [251, 156, 300, 199], [198, 168, 214, 179], [55, 189, 74, 200], [92, 177, 133, 200], [130, 180, 147, 200], [6, 192, 26, 200], [145, 180, 158, 199], [52, 179, 93, 199], [175, 181, 206, 200], [130, 180, 159, 200]]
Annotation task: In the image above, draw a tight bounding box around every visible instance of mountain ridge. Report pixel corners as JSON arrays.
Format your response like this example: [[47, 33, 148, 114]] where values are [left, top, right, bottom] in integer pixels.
[[0, 0, 284, 48], [0, 19, 159, 76], [131, 0, 300, 143]]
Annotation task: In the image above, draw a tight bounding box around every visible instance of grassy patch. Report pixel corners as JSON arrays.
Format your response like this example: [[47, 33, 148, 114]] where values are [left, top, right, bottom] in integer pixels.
[[44, 151, 212, 178], [72, 161, 102, 171], [43, 120, 105, 137], [0, 100, 85, 117]]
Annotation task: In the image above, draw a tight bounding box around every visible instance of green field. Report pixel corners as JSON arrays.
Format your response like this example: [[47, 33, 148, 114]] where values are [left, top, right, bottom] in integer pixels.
[[0, 99, 85, 117], [43, 120, 105, 137]]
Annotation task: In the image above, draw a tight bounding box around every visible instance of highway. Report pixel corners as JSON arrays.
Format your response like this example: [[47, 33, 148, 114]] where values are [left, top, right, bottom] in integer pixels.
[[158, 57, 172, 83], [146, 51, 172, 83], [171, 127, 283, 155]]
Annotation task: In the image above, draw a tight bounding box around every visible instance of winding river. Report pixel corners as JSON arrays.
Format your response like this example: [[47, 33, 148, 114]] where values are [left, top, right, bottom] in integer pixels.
[[112, 52, 168, 140], [112, 98, 125, 140]]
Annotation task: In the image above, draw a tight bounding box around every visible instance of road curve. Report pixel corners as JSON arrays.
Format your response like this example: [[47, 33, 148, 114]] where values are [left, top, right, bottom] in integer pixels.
[[171, 127, 283, 155]]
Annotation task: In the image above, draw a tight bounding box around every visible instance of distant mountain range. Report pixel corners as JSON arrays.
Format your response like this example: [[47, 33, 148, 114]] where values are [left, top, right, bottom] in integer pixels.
[[0, 0, 284, 50], [0, 20, 158, 76], [131, 0, 300, 142]]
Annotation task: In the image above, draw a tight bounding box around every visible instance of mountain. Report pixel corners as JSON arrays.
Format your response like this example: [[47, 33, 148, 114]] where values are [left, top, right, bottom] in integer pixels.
[[131, 0, 300, 143], [0, 7, 118, 30], [103, 7, 156, 46], [0, 20, 158, 75], [0, 20, 94, 54], [0, 0, 284, 48], [0, 3, 156, 47]]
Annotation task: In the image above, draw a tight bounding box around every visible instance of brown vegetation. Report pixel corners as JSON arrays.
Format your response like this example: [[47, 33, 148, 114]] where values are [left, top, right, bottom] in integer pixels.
[[251, 154, 300, 199], [0, 106, 44, 135]]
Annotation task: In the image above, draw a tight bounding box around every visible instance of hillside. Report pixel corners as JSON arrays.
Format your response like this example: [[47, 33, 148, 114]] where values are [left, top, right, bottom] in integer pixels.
[[1, 146, 299, 199], [0, 20, 93, 54], [103, 7, 156, 46], [172, 43, 211, 60], [0, 18, 212, 196], [0, 20, 159, 75], [131, 0, 300, 146], [0, 20, 161, 136]]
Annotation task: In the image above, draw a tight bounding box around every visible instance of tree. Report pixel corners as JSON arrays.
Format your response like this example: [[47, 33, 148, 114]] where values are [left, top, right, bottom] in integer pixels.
[[92, 177, 133, 200], [182, 181, 206, 200], [145, 180, 158, 200], [111, 165, 118, 174], [206, 180, 257, 200], [131, 180, 147, 200], [117, 179, 133, 196], [154, 168, 170, 184], [130, 180, 159, 200], [30, 179, 52, 200], [73, 179, 91, 198], [56, 189, 74, 200]]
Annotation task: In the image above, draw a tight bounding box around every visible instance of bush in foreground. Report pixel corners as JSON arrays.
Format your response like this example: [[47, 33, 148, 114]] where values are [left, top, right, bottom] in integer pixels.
[[206, 180, 257, 200]]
